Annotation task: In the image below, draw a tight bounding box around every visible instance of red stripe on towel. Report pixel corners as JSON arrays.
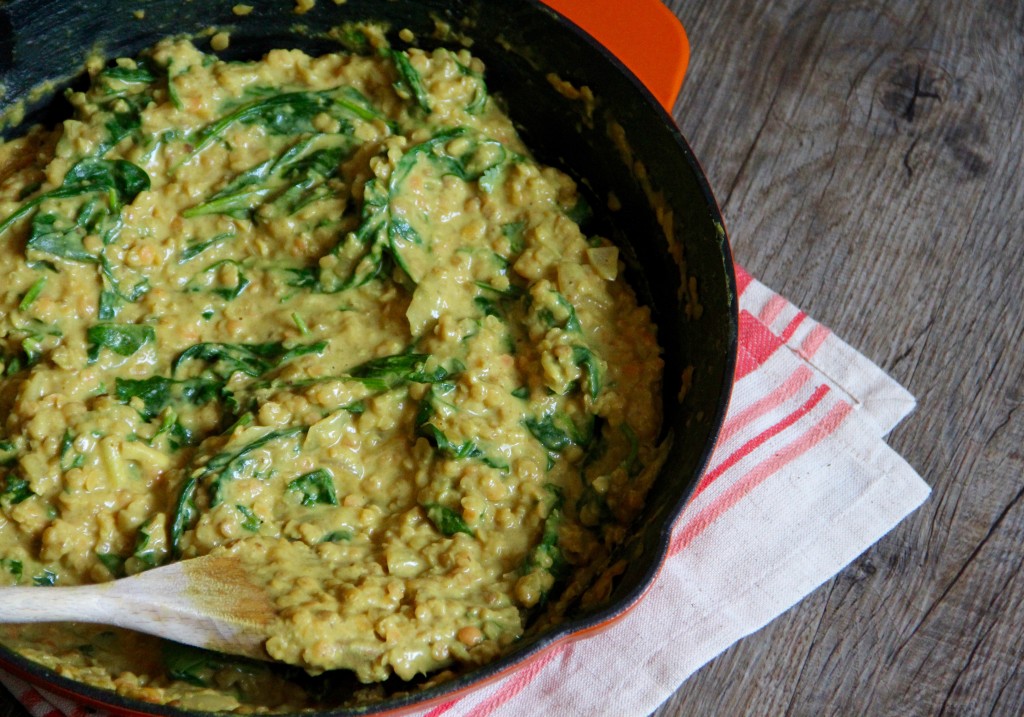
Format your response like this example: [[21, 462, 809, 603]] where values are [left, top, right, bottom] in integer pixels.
[[423, 699, 458, 717], [672, 399, 853, 557], [735, 311, 785, 380], [715, 365, 814, 447], [464, 647, 561, 717], [695, 383, 830, 496], [758, 293, 788, 326], [799, 324, 831, 359], [780, 311, 807, 343]]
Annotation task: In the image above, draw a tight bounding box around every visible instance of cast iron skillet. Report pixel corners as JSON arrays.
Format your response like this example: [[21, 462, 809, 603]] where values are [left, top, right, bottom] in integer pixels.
[[0, 0, 738, 714]]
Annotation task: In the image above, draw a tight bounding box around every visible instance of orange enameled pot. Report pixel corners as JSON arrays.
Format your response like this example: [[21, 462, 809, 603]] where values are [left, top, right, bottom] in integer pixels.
[[0, 0, 736, 714]]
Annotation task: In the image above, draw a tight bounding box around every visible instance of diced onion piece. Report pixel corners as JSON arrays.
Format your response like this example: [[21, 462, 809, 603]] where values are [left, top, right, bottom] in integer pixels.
[[306, 410, 350, 452], [586, 246, 619, 281], [121, 440, 172, 470]]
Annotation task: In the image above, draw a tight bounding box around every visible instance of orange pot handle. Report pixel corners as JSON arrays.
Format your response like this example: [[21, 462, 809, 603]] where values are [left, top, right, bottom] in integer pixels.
[[539, 0, 689, 111]]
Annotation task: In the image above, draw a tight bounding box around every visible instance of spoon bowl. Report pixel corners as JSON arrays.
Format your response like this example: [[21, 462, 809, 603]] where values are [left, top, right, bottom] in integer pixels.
[[0, 554, 276, 661]]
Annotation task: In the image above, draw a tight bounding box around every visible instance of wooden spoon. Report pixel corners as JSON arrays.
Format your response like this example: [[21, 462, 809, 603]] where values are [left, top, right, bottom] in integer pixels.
[[0, 553, 275, 659]]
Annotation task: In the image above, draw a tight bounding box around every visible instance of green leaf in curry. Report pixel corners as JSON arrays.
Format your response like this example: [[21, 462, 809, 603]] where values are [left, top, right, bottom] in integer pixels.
[[115, 375, 222, 422], [32, 569, 58, 587], [390, 49, 432, 113], [170, 424, 309, 556], [347, 352, 463, 389], [87, 323, 155, 362], [179, 232, 236, 263], [18, 276, 47, 311], [319, 127, 516, 291], [131, 518, 163, 570], [0, 475, 33, 506], [522, 484, 566, 580], [172, 339, 328, 380], [1, 159, 151, 261], [424, 503, 473, 537], [1, 557, 24, 582], [287, 468, 339, 507], [524, 411, 595, 454], [96, 552, 126, 578], [236, 505, 263, 532], [178, 85, 392, 167], [571, 345, 605, 402], [162, 642, 225, 687]]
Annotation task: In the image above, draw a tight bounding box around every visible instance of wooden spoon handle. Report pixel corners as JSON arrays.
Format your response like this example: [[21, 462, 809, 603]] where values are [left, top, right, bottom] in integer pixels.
[[0, 556, 274, 659], [0, 582, 124, 624]]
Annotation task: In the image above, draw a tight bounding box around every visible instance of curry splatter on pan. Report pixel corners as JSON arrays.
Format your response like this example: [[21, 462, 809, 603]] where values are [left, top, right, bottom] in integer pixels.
[[0, 0, 737, 714]]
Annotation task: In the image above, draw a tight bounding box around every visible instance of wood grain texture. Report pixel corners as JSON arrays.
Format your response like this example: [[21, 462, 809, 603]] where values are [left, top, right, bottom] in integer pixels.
[[1, 1, 1021, 716], [653, 0, 1024, 715]]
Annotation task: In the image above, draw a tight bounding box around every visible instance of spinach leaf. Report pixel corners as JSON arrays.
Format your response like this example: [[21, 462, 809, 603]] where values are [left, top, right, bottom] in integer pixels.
[[0, 475, 33, 505], [460, 61, 488, 115], [115, 375, 222, 421], [186, 259, 251, 301], [169, 476, 198, 557], [1, 557, 23, 581], [424, 503, 473, 537], [524, 411, 595, 453], [182, 157, 277, 219], [96, 552, 126, 578], [173, 339, 327, 380], [180, 86, 390, 166], [571, 345, 604, 401], [564, 194, 592, 225], [348, 352, 463, 391], [535, 290, 582, 333], [100, 65, 157, 84], [0, 440, 18, 467], [87, 323, 155, 361], [0, 158, 150, 237], [321, 530, 352, 543], [18, 276, 47, 311], [151, 409, 195, 451], [99, 254, 150, 319], [26, 213, 101, 264], [180, 233, 235, 263], [390, 50, 431, 113], [104, 110, 143, 152], [501, 220, 526, 255], [287, 468, 338, 507], [162, 642, 224, 687], [184, 141, 346, 220], [523, 485, 566, 578], [60, 158, 151, 212], [59, 430, 85, 472], [418, 423, 478, 460], [319, 128, 513, 291], [415, 385, 508, 469], [621, 423, 643, 478], [198, 426, 307, 506], [93, 65, 156, 151], [32, 569, 58, 586], [165, 62, 185, 111], [131, 518, 161, 570], [236, 505, 262, 532]]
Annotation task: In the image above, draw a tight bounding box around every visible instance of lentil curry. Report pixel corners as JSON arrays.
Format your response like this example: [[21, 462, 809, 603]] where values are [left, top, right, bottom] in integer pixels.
[[0, 36, 664, 711]]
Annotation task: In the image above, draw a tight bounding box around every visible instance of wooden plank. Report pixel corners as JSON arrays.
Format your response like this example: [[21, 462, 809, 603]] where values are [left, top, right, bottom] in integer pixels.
[[654, 0, 1024, 714]]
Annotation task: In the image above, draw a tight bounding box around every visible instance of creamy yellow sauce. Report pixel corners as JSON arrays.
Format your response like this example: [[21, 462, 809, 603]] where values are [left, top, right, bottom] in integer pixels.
[[0, 37, 663, 711]]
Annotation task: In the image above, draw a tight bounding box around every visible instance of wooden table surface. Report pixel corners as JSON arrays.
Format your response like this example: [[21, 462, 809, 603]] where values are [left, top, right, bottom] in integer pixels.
[[652, 0, 1024, 715], [2, 1, 1022, 716]]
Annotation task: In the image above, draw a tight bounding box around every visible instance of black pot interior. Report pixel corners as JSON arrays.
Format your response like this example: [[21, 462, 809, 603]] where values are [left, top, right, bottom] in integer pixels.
[[0, 0, 737, 713]]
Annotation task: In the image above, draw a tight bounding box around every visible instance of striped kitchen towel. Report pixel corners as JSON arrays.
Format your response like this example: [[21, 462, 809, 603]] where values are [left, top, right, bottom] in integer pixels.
[[0, 265, 931, 717]]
